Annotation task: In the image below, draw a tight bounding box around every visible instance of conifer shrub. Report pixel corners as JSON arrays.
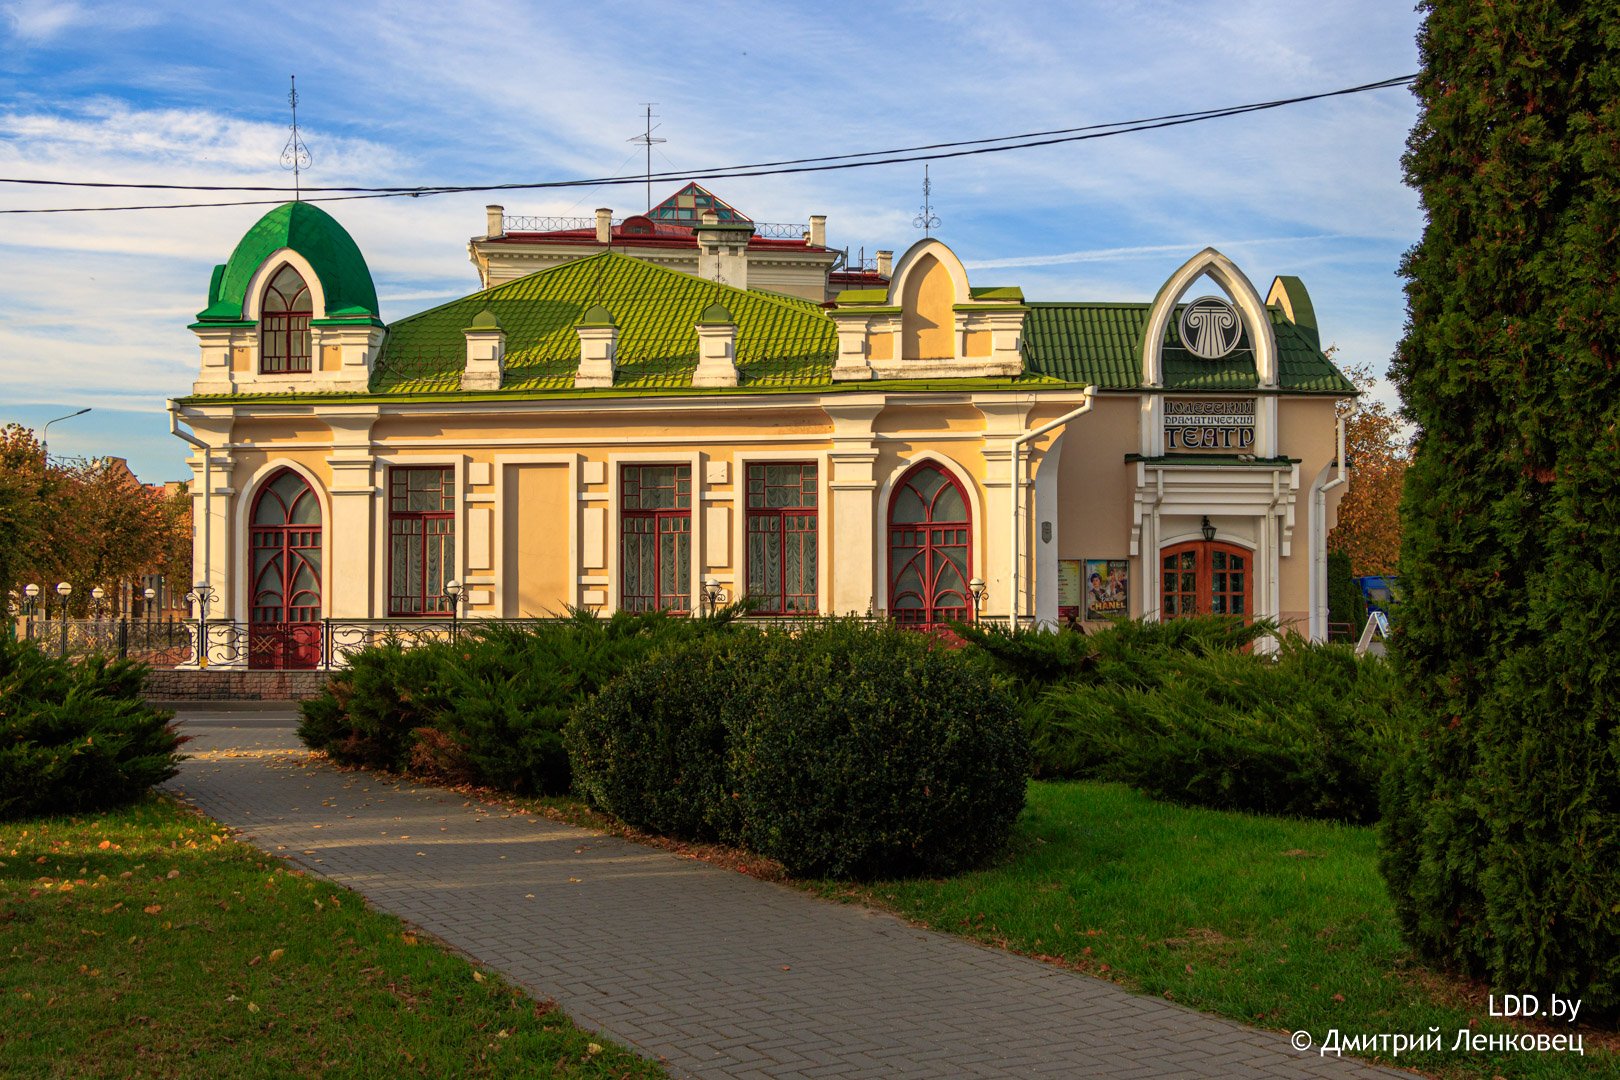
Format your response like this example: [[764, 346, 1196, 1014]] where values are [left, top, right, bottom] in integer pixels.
[[1325, 550, 1367, 640], [297, 639, 451, 772], [1032, 640, 1412, 822], [0, 637, 183, 819], [567, 620, 1030, 879], [297, 610, 739, 793]]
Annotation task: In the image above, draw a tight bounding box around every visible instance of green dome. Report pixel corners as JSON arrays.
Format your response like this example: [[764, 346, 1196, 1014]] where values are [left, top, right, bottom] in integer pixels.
[[578, 305, 616, 328], [195, 202, 380, 323], [466, 308, 501, 331]]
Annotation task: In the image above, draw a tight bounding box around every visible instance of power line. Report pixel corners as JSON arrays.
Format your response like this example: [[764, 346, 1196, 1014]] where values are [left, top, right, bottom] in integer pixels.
[[0, 75, 1415, 215]]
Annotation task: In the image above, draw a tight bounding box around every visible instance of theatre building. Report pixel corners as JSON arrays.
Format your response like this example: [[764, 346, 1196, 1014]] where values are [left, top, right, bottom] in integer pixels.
[[172, 188, 1353, 668]]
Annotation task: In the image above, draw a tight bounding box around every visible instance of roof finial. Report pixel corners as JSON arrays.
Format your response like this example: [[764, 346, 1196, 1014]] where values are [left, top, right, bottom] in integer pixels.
[[280, 75, 311, 201], [627, 104, 667, 214], [913, 164, 940, 238]]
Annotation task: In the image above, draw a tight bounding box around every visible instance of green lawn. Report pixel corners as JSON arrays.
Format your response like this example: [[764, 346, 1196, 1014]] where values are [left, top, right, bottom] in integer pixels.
[[0, 796, 663, 1080], [810, 782, 1616, 1080]]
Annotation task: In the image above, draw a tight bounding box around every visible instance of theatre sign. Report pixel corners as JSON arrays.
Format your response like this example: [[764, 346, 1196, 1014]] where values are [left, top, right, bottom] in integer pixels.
[[1164, 399, 1256, 451]]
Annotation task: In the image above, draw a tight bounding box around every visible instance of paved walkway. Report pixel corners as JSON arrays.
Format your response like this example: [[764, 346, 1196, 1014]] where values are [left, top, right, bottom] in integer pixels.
[[165, 707, 1408, 1080]]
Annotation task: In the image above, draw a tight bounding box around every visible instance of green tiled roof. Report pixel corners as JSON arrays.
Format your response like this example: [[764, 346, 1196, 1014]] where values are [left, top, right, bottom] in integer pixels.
[[1022, 303, 1353, 394], [196, 202, 379, 323], [370, 252, 838, 394]]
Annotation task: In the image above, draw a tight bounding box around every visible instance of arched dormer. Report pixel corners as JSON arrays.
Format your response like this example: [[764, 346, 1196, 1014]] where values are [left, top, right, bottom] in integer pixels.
[[829, 237, 1024, 380], [1138, 247, 1278, 389], [190, 202, 384, 395]]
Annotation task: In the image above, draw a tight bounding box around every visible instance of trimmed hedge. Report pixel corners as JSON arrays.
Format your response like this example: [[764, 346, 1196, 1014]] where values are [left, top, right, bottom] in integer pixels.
[[567, 621, 1029, 879], [297, 610, 737, 794], [0, 636, 183, 819]]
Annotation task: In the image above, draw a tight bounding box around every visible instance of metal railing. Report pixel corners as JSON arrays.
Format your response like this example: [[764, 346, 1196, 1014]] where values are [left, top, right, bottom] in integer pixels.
[[17, 617, 196, 666], [751, 221, 809, 239], [501, 214, 623, 233]]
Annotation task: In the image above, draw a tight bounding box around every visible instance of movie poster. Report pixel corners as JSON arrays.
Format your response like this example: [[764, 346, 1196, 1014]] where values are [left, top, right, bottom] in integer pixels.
[[1083, 559, 1129, 620]]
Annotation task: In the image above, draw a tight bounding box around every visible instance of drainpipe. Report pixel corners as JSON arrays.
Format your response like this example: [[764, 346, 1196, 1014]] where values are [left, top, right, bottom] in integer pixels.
[[167, 400, 211, 605], [1311, 416, 1349, 639], [1009, 386, 1096, 625]]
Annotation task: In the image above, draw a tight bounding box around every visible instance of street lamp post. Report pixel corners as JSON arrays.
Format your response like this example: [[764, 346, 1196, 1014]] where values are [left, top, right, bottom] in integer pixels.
[[969, 577, 987, 623], [702, 575, 724, 616], [444, 579, 464, 643], [23, 583, 39, 641], [40, 407, 92, 464], [185, 583, 215, 668], [55, 582, 72, 656]]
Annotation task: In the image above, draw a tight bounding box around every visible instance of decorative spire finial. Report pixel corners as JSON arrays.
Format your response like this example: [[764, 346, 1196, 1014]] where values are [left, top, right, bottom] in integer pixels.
[[280, 75, 311, 201], [913, 164, 940, 238]]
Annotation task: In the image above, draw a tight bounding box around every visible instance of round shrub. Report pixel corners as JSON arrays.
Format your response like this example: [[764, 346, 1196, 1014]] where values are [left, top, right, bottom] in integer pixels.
[[732, 623, 1028, 878], [565, 631, 761, 842], [567, 620, 1030, 879]]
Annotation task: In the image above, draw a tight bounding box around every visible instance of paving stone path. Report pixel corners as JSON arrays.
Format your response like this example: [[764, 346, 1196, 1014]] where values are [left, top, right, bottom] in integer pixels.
[[166, 707, 1409, 1080]]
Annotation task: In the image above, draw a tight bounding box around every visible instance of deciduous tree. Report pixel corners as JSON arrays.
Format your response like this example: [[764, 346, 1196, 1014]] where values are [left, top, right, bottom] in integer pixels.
[[1327, 360, 1409, 577]]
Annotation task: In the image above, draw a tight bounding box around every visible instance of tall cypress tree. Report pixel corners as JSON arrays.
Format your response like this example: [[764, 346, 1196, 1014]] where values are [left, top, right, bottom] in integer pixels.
[[1384, 2, 1620, 1008]]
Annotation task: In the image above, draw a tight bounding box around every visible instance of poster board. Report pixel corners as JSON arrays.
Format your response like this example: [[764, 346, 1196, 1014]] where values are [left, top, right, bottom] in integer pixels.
[[1083, 558, 1129, 621], [1057, 560, 1082, 626]]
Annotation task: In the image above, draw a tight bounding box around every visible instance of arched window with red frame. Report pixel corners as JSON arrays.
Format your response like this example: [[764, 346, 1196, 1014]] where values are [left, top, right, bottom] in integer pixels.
[[249, 468, 323, 669], [260, 264, 313, 374], [887, 461, 972, 628], [1160, 540, 1252, 620]]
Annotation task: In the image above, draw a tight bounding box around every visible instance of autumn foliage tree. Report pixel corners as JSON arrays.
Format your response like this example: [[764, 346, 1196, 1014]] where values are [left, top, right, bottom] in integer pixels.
[[1327, 360, 1410, 577], [1, 425, 190, 616], [1380, 2, 1620, 1013]]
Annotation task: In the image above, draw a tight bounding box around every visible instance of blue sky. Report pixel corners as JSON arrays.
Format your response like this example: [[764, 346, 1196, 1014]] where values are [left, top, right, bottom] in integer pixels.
[[0, 0, 1425, 482]]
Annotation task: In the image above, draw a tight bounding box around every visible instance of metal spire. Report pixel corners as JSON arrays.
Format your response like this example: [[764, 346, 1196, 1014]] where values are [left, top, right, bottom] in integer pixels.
[[913, 163, 940, 237], [627, 104, 667, 213], [280, 75, 311, 200]]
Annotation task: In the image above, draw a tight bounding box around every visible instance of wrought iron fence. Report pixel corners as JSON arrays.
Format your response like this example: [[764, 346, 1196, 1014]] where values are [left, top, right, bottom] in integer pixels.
[[17, 617, 196, 666], [751, 221, 810, 239], [501, 214, 624, 233]]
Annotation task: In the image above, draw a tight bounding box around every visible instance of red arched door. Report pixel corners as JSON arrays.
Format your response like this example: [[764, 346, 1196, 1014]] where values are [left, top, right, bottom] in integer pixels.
[[888, 461, 972, 628], [1160, 540, 1251, 619], [249, 468, 323, 669]]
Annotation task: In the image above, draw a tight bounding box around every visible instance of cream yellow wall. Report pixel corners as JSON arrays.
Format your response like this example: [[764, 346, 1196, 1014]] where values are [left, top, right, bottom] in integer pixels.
[[502, 463, 573, 616], [1046, 395, 1140, 626], [900, 255, 954, 361]]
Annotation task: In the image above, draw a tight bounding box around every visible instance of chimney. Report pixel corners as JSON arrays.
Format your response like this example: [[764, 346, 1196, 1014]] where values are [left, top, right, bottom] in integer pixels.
[[461, 309, 506, 390], [486, 205, 504, 239], [695, 209, 753, 290], [574, 306, 617, 388], [876, 249, 893, 279], [595, 208, 612, 245], [692, 304, 739, 388], [809, 215, 826, 248]]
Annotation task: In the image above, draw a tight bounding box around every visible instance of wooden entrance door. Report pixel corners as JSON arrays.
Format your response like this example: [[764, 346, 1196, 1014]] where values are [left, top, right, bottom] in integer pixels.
[[1160, 541, 1252, 619], [248, 469, 323, 669]]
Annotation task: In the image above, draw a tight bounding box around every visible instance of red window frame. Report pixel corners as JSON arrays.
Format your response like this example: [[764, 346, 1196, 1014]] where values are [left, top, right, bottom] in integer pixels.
[[1159, 541, 1252, 620], [745, 462, 818, 614], [621, 464, 692, 613], [887, 461, 973, 629], [388, 466, 456, 616], [260, 264, 313, 374]]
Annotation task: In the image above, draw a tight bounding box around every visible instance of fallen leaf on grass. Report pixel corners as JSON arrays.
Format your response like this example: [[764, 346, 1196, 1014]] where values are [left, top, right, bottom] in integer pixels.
[[268, 949, 284, 963], [472, 971, 485, 983], [143, 905, 162, 915], [587, 1043, 602, 1055], [247, 1002, 259, 1013], [401, 934, 418, 946]]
